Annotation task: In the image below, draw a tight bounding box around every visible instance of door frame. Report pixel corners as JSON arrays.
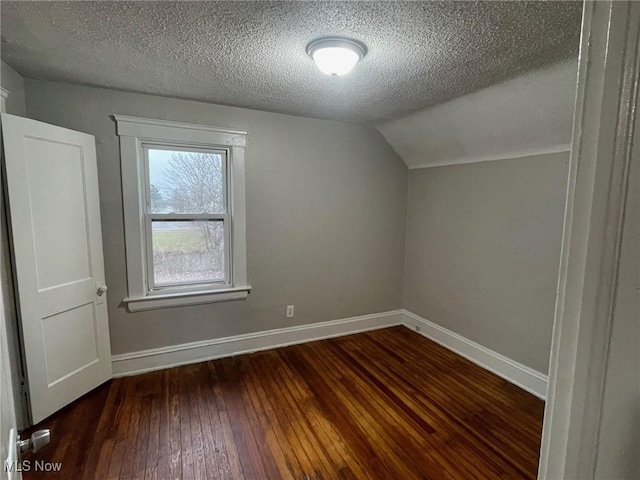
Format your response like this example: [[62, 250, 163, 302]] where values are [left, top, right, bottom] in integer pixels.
[[1, 85, 23, 479], [538, 1, 639, 478], [0, 89, 29, 431]]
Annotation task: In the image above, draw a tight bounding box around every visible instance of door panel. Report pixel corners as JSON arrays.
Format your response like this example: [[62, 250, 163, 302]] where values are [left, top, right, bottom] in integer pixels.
[[24, 137, 92, 289], [42, 302, 99, 386], [1, 113, 111, 424]]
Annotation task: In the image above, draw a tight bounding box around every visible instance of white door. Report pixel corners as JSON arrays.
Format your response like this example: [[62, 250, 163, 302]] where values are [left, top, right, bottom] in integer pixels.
[[1, 113, 112, 424]]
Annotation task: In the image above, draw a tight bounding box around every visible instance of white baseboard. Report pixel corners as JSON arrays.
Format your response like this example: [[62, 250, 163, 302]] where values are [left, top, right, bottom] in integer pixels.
[[112, 308, 548, 400], [401, 310, 548, 399], [111, 310, 403, 377]]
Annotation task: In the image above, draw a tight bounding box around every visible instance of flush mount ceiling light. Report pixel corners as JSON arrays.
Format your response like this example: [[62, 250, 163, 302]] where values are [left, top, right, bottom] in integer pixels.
[[306, 37, 367, 77]]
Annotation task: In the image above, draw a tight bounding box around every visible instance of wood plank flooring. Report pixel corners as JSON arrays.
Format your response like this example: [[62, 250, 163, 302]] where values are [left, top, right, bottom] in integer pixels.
[[22, 326, 544, 479]]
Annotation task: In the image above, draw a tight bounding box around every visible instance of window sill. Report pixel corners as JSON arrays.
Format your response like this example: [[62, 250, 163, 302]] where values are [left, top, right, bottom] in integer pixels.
[[123, 286, 251, 312]]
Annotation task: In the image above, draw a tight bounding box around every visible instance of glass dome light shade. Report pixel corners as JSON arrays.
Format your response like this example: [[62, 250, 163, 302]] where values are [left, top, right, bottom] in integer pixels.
[[307, 38, 366, 77]]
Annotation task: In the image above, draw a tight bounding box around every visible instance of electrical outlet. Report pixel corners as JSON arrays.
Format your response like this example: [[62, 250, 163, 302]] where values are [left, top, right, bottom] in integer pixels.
[[286, 305, 295, 318]]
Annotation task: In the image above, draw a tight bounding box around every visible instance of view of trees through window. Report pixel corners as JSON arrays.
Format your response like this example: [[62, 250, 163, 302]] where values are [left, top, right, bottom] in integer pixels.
[[147, 149, 227, 286]]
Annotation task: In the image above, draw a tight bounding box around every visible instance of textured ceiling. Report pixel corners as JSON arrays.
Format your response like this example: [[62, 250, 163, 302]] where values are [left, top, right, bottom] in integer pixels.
[[1, 1, 582, 123], [377, 59, 577, 168]]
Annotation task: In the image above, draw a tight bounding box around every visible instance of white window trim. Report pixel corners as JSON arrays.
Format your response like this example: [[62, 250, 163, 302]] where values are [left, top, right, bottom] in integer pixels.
[[114, 115, 250, 312]]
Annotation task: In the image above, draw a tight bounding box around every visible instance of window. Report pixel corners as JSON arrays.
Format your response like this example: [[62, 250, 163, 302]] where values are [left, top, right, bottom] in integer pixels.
[[114, 115, 249, 312]]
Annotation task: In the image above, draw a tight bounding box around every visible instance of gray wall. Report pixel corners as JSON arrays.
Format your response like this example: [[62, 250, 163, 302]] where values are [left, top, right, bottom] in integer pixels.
[[1, 61, 26, 116], [23, 79, 408, 356], [403, 152, 569, 373], [593, 131, 639, 479]]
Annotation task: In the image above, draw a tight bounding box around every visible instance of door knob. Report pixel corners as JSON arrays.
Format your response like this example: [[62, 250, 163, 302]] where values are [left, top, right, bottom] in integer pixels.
[[18, 429, 51, 454], [97, 284, 108, 296]]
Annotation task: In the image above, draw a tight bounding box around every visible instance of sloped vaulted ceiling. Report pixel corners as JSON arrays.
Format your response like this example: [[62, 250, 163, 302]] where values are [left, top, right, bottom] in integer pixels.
[[2, 1, 582, 124], [376, 59, 578, 168]]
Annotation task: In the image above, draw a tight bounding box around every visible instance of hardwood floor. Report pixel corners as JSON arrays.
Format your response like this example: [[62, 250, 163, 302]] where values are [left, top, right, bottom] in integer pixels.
[[22, 326, 544, 479]]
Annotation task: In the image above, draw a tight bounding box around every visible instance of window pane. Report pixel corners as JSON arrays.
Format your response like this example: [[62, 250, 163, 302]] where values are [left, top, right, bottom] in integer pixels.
[[151, 220, 225, 286], [148, 148, 225, 214]]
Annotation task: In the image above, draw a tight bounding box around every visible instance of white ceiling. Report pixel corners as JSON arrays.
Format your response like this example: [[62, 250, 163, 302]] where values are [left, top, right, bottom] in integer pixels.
[[378, 59, 578, 168], [1, 1, 582, 124]]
